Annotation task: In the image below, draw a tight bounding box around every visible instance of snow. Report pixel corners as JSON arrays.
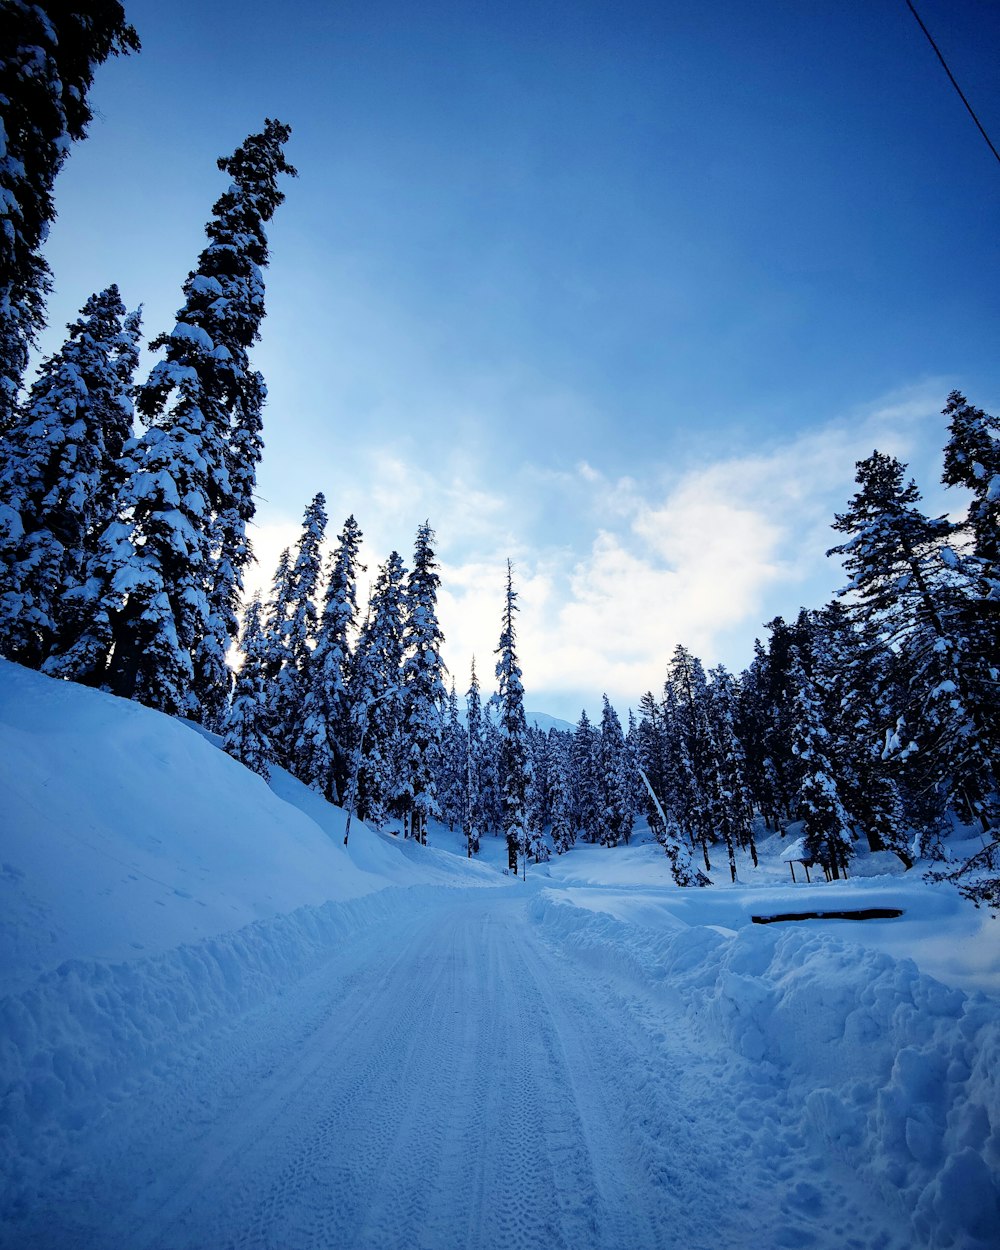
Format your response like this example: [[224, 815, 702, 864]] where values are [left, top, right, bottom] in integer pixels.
[[1, 661, 998, 1248]]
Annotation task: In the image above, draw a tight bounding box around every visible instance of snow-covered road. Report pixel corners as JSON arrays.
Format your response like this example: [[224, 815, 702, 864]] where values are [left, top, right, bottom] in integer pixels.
[[9, 886, 908, 1250]]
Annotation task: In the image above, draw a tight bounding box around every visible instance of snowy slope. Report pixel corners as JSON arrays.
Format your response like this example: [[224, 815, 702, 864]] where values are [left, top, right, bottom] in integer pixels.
[[1, 661, 999, 1249]]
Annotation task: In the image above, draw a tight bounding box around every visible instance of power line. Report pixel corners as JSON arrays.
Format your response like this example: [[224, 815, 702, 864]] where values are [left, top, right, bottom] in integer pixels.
[[904, 0, 1000, 167]]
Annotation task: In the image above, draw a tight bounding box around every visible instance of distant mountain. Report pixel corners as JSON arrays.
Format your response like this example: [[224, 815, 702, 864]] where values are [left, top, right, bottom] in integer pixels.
[[525, 710, 575, 734]]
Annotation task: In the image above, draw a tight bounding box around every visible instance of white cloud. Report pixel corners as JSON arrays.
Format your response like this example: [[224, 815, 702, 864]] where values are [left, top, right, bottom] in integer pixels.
[[247, 380, 960, 720]]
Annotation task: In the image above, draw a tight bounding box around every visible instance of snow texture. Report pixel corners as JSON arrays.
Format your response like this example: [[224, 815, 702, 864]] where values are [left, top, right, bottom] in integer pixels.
[[1, 660, 998, 1249]]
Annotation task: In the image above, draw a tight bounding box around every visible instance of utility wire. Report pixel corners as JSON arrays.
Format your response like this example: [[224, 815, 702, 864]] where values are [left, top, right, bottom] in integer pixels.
[[904, 0, 1000, 167]]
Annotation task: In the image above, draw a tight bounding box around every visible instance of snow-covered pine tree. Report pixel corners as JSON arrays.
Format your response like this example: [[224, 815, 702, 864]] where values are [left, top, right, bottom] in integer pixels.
[[495, 560, 531, 874], [463, 658, 484, 856], [50, 123, 295, 718], [525, 724, 551, 863], [478, 698, 505, 837], [401, 523, 446, 844], [664, 645, 715, 870], [0, 1, 139, 433], [436, 681, 467, 832], [0, 287, 139, 668], [268, 492, 328, 767], [599, 695, 634, 847], [828, 449, 997, 837], [547, 730, 576, 854], [571, 709, 602, 844], [624, 710, 645, 839], [222, 593, 272, 779], [941, 390, 1000, 675], [739, 622, 802, 831], [353, 551, 407, 829], [707, 665, 757, 876], [788, 646, 855, 879], [294, 514, 364, 800], [808, 601, 911, 866], [634, 691, 669, 841]]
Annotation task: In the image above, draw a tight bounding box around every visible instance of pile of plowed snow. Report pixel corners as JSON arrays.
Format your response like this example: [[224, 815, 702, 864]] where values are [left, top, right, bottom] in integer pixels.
[[0, 660, 498, 1208]]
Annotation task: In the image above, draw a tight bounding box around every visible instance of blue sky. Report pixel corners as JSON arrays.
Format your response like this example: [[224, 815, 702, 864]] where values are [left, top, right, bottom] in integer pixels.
[[36, 0, 1000, 720]]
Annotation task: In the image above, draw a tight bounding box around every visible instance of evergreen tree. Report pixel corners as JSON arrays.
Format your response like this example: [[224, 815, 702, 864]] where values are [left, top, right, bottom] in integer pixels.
[[401, 523, 446, 843], [599, 695, 634, 847], [634, 691, 669, 841], [353, 552, 407, 829], [268, 492, 328, 766], [788, 647, 855, 879], [0, 1, 139, 432], [49, 122, 295, 716], [547, 730, 576, 854], [436, 681, 468, 832], [222, 593, 272, 779], [707, 665, 757, 876], [495, 561, 531, 874], [463, 658, 484, 856], [295, 514, 364, 800], [0, 287, 139, 667], [478, 698, 505, 836], [941, 391, 1000, 674], [571, 709, 602, 844], [828, 450, 997, 836]]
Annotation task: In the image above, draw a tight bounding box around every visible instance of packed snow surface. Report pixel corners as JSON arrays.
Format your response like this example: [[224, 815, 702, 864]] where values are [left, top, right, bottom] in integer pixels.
[[1, 661, 998, 1249]]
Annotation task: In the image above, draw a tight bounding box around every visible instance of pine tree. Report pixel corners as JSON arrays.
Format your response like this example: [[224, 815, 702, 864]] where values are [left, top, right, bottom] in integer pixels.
[[295, 514, 364, 800], [495, 561, 531, 874], [828, 450, 997, 835], [401, 523, 446, 844], [599, 695, 634, 847], [269, 492, 327, 766], [463, 658, 484, 856], [788, 647, 855, 879], [547, 730, 576, 854], [634, 691, 669, 841], [49, 123, 295, 716], [707, 665, 758, 875], [0, 2, 139, 432], [478, 698, 505, 837], [0, 287, 139, 667], [571, 709, 602, 844], [941, 391, 1000, 674], [353, 551, 407, 829], [222, 593, 272, 779], [436, 681, 468, 832]]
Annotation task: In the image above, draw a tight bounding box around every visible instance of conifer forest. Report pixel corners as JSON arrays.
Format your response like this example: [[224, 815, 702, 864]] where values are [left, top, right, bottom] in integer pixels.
[[1, 2, 998, 909]]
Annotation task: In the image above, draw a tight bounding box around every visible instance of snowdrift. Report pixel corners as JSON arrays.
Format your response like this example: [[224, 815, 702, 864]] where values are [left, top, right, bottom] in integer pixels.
[[0, 660, 497, 1211], [531, 891, 1000, 1249]]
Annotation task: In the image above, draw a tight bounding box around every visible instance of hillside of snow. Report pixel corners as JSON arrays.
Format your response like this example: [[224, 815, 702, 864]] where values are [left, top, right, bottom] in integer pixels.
[[1, 661, 998, 1249]]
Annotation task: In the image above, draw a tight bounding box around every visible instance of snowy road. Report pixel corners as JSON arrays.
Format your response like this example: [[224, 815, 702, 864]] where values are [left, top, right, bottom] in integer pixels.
[[10, 887, 907, 1250]]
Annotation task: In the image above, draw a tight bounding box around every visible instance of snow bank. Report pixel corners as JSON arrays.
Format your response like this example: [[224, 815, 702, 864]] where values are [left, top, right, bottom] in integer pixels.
[[0, 883, 458, 1213], [0, 661, 501, 1214], [531, 891, 1000, 1250]]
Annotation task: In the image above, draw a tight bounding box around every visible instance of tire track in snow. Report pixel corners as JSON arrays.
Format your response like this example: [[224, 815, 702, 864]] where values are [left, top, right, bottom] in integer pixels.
[[6, 887, 910, 1250]]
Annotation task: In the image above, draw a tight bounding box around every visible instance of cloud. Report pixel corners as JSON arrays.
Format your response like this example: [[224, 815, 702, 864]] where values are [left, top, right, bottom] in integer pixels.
[[246, 380, 960, 720]]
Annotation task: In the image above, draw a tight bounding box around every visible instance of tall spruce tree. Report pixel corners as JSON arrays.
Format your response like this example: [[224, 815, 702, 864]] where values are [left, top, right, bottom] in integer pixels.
[[599, 695, 634, 847], [268, 492, 327, 766], [294, 514, 364, 800], [49, 123, 295, 716], [495, 560, 531, 874], [401, 522, 446, 844], [436, 681, 468, 832], [829, 450, 997, 836], [0, 286, 139, 667], [463, 658, 484, 856], [571, 709, 602, 844], [788, 647, 855, 879], [353, 551, 407, 829], [222, 593, 272, 780], [0, 2, 139, 433]]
